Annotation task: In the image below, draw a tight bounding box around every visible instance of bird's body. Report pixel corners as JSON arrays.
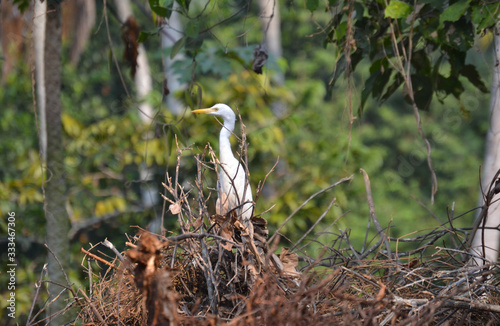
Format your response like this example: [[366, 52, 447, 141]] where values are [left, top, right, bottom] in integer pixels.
[[192, 104, 254, 222]]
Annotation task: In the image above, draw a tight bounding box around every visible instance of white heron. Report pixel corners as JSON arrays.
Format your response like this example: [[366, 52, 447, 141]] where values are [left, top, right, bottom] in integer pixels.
[[192, 104, 254, 224]]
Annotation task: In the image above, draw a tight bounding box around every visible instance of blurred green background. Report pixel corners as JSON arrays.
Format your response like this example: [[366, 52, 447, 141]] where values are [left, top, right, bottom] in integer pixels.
[[0, 0, 494, 322]]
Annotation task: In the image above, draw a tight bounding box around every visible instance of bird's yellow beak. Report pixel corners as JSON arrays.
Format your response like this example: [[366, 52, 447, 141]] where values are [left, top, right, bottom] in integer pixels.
[[192, 108, 218, 114]]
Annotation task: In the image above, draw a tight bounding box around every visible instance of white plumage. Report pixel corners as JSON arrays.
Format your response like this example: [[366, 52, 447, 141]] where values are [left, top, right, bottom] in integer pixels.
[[192, 104, 254, 222]]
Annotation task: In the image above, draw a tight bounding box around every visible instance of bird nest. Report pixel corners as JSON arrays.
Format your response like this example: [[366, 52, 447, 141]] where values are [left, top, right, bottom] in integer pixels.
[[37, 143, 500, 325], [77, 232, 500, 325]]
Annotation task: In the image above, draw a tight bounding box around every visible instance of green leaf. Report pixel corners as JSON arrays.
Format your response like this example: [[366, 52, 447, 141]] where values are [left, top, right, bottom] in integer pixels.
[[472, 3, 500, 30], [185, 36, 204, 52], [372, 69, 392, 100], [438, 18, 474, 51], [151, 5, 168, 18], [385, 1, 412, 19], [459, 64, 488, 93], [353, 2, 365, 21], [436, 74, 464, 99], [306, 0, 319, 13], [185, 20, 200, 38], [178, 0, 191, 12], [443, 45, 466, 71], [170, 36, 186, 59], [439, 0, 471, 28], [329, 55, 346, 88], [381, 74, 403, 102], [138, 31, 149, 43], [149, 0, 174, 18], [13, 0, 30, 13], [138, 29, 161, 43], [185, 83, 202, 109], [411, 50, 431, 74], [335, 21, 347, 41], [360, 71, 379, 114], [410, 74, 433, 110]]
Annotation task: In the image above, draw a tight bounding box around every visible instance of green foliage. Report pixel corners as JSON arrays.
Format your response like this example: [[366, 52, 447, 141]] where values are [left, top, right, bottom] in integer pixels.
[[149, 0, 174, 19], [325, 0, 497, 113], [439, 0, 472, 28], [12, 0, 30, 12], [307, 0, 320, 13], [472, 3, 500, 30], [0, 64, 41, 217], [385, 1, 412, 19]]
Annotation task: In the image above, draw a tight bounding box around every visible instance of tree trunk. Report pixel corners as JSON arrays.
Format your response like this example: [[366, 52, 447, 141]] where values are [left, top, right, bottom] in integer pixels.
[[470, 25, 500, 264], [257, 0, 288, 200], [35, 0, 47, 160], [161, 2, 185, 115], [258, 0, 283, 84], [68, 0, 96, 66], [44, 1, 72, 323], [258, 0, 285, 118]]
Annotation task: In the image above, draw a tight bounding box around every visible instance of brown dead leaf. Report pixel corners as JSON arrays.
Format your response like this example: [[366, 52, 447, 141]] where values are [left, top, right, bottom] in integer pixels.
[[234, 220, 249, 236], [220, 224, 233, 251], [251, 216, 268, 237], [220, 214, 235, 251], [169, 202, 181, 215], [376, 283, 386, 301], [192, 216, 203, 229], [121, 17, 139, 78], [280, 247, 300, 277], [212, 209, 236, 251], [235, 220, 262, 273]]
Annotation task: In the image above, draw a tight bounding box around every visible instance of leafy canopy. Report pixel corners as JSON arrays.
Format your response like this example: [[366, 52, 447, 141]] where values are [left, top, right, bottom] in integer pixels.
[[324, 0, 498, 113]]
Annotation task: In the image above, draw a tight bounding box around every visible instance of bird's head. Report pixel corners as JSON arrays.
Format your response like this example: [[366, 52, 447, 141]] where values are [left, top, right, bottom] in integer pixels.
[[192, 103, 236, 123]]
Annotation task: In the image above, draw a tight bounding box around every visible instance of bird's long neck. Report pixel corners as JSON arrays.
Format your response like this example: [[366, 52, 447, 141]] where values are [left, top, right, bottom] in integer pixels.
[[219, 119, 236, 163]]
